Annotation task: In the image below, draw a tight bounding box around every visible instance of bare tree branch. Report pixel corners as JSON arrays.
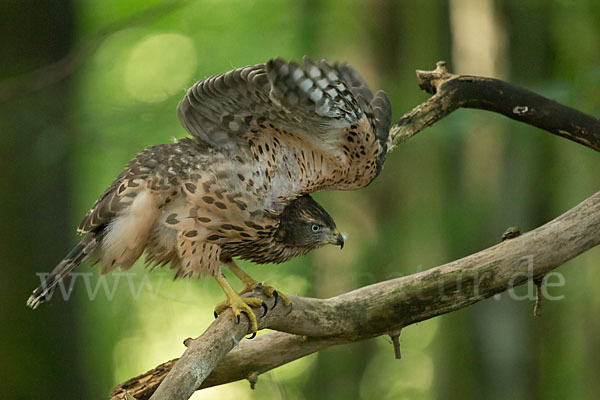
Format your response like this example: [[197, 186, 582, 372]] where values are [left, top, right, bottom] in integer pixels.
[[390, 61, 600, 151], [110, 63, 600, 400]]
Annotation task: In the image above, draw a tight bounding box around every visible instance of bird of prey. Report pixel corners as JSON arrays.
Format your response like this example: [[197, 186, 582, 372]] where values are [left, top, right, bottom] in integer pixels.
[[27, 57, 392, 333]]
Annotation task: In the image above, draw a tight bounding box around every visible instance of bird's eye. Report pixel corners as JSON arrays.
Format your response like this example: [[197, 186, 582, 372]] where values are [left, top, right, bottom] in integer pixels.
[[311, 224, 321, 233]]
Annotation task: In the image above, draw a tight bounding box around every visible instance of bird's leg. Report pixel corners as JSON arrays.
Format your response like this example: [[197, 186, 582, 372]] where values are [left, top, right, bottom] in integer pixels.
[[214, 274, 267, 334], [225, 260, 292, 308]]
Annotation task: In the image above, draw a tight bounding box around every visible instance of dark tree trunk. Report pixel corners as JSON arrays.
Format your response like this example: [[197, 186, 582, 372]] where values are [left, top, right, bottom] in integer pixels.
[[0, 0, 89, 398]]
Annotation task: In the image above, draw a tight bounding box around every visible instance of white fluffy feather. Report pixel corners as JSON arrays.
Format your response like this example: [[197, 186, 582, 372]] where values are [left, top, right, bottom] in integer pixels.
[[101, 190, 159, 271]]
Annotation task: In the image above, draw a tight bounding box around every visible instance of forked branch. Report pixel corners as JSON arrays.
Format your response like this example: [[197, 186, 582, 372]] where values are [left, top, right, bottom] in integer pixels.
[[111, 62, 600, 400]]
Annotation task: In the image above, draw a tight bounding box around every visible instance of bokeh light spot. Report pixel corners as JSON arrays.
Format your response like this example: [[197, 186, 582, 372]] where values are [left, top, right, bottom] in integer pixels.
[[124, 33, 197, 103]]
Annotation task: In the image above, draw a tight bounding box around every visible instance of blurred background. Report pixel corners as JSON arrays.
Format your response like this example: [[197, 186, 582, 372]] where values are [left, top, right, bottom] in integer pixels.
[[2, 0, 600, 399]]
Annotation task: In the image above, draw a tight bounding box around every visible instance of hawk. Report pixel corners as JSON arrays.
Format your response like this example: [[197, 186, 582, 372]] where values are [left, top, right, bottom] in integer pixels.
[[27, 57, 392, 333]]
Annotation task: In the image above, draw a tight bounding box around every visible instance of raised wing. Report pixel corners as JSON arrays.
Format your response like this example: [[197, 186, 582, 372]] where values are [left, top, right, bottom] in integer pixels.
[[177, 57, 392, 197], [333, 62, 392, 170]]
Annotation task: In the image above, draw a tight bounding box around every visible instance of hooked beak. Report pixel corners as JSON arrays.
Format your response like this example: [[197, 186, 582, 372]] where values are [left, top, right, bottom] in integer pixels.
[[330, 230, 344, 249]]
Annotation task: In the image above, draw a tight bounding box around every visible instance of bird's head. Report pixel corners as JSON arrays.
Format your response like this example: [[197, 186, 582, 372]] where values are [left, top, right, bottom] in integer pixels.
[[275, 195, 344, 251]]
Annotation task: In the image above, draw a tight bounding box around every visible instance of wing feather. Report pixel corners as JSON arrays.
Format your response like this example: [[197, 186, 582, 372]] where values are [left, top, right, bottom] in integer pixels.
[[176, 57, 392, 196], [76, 144, 176, 234]]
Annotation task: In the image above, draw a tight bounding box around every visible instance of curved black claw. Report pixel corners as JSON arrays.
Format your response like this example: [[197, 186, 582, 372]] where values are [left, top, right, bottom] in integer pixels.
[[236, 314, 241, 324], [246, 332, 257, 340], [285, 301, 293, 316], [261, 301, 268, 317], [214, 311, 219, 319], [271, 290, 279, 309]]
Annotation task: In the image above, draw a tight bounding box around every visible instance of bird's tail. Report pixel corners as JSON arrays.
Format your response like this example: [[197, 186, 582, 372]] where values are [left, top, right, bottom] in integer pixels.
[[27, 232, 100, 309]]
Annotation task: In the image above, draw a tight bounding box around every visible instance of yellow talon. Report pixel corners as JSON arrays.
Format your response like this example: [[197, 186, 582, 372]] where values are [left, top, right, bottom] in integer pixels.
[[215, 275, 265, 333], [225, 261, 293, 309], [264, 284, 292, 307]]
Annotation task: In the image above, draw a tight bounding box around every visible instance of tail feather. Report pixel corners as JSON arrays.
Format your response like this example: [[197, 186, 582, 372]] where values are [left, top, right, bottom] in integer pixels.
[[27, 232, 100, 309]]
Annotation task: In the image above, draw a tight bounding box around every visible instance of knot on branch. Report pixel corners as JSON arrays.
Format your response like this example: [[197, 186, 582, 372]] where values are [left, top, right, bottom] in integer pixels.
[[534, 277, 545, 317], [247, 371, 259, 389], [501, 226, 522, 241], [388, 328, 403, 360], [416, 61, 454, 94]]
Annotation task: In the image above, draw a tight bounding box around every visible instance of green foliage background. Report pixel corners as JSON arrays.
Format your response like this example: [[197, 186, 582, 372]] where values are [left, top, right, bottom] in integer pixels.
[[2, 0, 600, 399]]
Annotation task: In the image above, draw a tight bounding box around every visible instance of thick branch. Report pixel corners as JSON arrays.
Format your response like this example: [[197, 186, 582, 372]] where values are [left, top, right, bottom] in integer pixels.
[[112, 189, 600, 399], [111, 63, 600, 400]]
